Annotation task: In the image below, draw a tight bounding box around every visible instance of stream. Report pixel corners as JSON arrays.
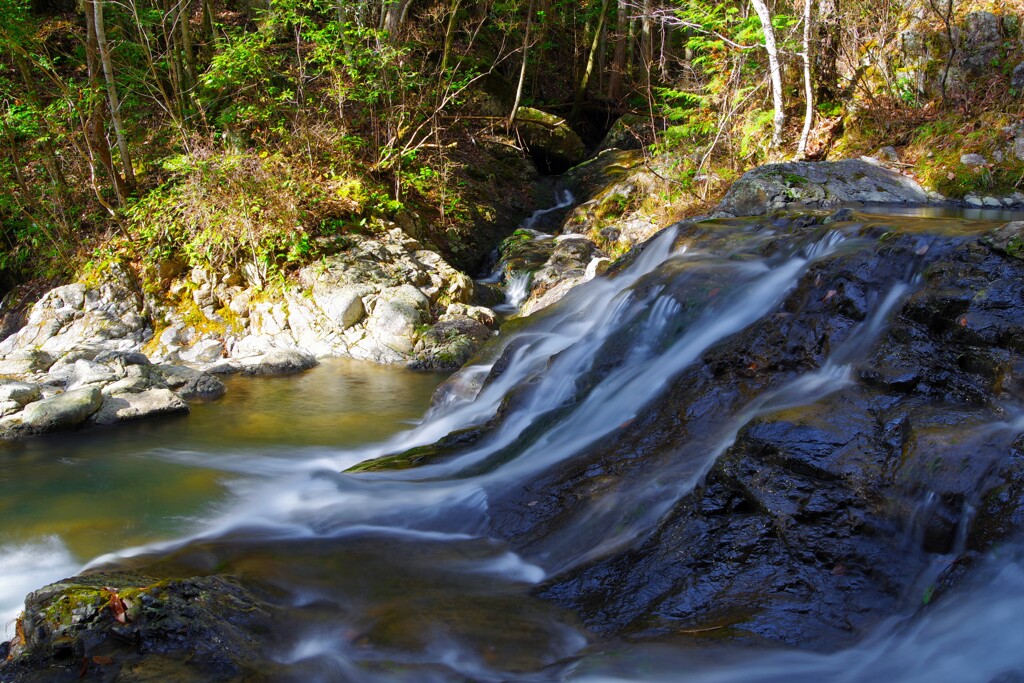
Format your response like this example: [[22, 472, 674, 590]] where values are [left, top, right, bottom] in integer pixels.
[[4, 207, 1024, 682]]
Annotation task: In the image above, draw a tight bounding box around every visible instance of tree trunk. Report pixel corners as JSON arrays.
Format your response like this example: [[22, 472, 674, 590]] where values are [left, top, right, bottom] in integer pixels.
[[573, 0, 611, 119], [607, 0, 629, 99], [200, 0, 214, 59], [639, 0, 653, 97], [509, 0, 535, 126], [814, 0, 840, 102], [82, 0, 127, 203], [180, 0, 197, 97], [94, 0, 136, 194], [383, 0, 413, 35], [798, 0, 815, 157], [750, 0, 785, 149], [439, 0, 460, 76]]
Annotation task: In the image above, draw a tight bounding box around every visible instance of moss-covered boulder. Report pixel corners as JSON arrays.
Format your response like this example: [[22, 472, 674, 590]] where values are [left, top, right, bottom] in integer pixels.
[[1, 571, 272, 682], [409, 317, 493, 371], [513, 107, 586, 174], [981, 221, 1024, 259], [717, 159, 931, 216]]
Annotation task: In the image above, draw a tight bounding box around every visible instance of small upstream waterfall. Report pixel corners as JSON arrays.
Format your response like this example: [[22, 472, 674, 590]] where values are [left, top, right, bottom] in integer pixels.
[[7, 213, 1024, 682], [480, 187, 574, 315]]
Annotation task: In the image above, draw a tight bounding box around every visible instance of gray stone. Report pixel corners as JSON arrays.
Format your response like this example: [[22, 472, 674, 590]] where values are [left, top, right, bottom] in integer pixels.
[[960, 153, 988, 167], [66, 359, 119, 390], [0, 400, 22, 417], [877, 146, 900, 162], [13, 386, 103, 434], [961, 11, 1002, 75], [983, 196, 1003, 207], [1014, 137, 1024, 162], [366, 285, 430, 354], [966, 195, 985, 207], [93, 350, 150, 366], [965, 11, 1001, 45], [0, 266, 148, 360], [716, 160, 930, 216], [159, 326, 183, 347], [91, 388, 190, 425], [155, 364, 226, 401], [981, 221, 1024, 259], [1012, 62, 1024, 93], [0, 381, 41, 405], [101, 374, 157, 396], [239, 349, 318, 376], [0, 349, 54, 375], [180, 339, 223, 364], [205, 360, 242, 375]]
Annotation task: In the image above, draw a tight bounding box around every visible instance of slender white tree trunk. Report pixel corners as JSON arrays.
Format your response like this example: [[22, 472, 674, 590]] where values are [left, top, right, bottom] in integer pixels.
[[750, 0, 785, 149], [798, 0, 815, 157]]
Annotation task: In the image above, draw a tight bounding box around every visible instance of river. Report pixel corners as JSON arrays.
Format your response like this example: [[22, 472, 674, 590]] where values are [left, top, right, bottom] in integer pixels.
[[3, 209, 1024, 682]]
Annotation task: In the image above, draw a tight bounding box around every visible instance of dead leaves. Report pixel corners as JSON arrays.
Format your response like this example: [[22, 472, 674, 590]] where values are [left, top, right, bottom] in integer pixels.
[[102, 587, 129, 624]]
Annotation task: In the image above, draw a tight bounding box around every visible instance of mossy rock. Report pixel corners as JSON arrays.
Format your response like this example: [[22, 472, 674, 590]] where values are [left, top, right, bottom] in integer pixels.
[[512, 107, 586, 174], [2, 571, 273, 682], [981, 221, 1024, 260]]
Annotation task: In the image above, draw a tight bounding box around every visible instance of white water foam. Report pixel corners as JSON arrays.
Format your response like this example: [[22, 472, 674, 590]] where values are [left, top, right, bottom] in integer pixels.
[[0, 536, 79, 639]]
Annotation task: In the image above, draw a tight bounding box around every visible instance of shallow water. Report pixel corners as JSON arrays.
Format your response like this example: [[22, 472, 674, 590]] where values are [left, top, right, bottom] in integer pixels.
[[0, 359, 447, 637]]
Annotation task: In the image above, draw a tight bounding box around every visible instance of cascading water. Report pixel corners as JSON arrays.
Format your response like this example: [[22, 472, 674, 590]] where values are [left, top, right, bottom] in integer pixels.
[[481, 187, 575, 315], [5, 211, 1024, 682]]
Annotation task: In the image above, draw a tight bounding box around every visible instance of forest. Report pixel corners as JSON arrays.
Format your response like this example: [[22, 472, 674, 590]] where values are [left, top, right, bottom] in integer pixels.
[[1, 0, 1022, 299]]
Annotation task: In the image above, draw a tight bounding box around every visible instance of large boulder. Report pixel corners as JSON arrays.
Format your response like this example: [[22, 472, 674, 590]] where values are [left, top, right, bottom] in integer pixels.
[[410, 317, 493, 371], [960, 11, 1002, 75], [238, 348, 318, 376], [513, 107, 587, 174], [90, 388, 190, 425], [717, 159, 931, 216], [0, 265, 149, 362], [1, 386, 103, 436]]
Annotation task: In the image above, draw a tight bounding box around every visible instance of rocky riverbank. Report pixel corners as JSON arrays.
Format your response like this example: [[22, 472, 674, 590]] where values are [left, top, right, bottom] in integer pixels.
[[0, 225, 501, 440]]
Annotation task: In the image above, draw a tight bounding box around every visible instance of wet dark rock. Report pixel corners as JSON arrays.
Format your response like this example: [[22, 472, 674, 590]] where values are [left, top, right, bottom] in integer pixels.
[[12, 211, 1024, 671], [474, 221, 1024, 648], [1, 571, 273, 682]]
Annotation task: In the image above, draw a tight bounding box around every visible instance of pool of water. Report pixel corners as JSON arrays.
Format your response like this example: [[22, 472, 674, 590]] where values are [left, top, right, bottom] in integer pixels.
[[0, 359, 448, 636]]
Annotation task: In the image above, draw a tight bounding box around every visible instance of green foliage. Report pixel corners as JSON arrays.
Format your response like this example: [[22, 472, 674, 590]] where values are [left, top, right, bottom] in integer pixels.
[[124, 151, 364, 276]]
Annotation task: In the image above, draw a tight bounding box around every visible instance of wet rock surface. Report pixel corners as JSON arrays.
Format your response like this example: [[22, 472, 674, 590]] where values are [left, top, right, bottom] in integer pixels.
[[477, 219, 1024, 648], [366, 213, 1024, 650], [1, 571, 273, 682], [6, 194, 1024, 676]]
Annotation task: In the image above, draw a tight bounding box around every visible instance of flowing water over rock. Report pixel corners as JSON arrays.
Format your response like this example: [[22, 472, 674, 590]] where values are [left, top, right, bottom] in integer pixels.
[[4, 210, 1024, 682]]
